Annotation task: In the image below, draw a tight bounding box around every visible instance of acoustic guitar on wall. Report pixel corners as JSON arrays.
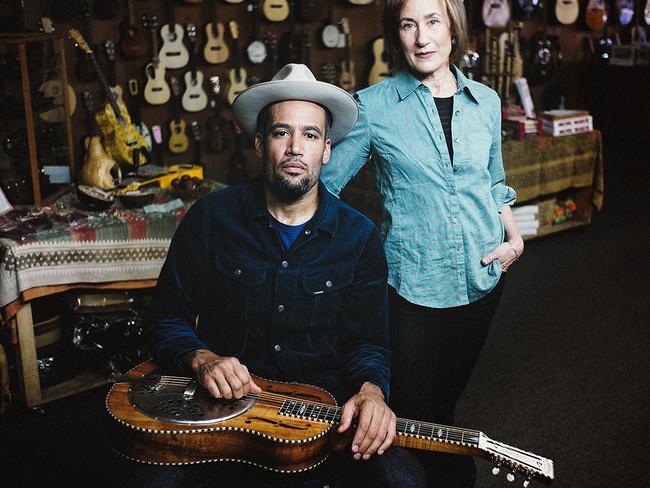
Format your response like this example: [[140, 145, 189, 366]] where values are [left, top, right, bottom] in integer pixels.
[[159, 0, 190, 70], [262, 0, 290, 22], [168, 77, 190, 154], [143, 14, 171, 106], [182, 24, 209, 112], [204, 0, 230, 64], [555, 0, 580, 24], [368, 37, 390, 85], [226, 21, 248, 106]]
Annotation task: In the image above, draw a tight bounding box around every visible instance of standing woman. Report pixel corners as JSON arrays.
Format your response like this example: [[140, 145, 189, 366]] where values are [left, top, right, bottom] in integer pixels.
[[321, 0, 523, 485]]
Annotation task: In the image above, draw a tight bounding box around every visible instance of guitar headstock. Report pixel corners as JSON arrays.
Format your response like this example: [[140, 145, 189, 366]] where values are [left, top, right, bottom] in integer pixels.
[[209, 75, 221, 96], [104, 40, 116, 60], [263, 31, 278, 51], [39, 16, 55, 34], [170, 76, 181, 97], [142, 13, 158, 31], [229, 21, 240, 41], [68, 29, 92, 54], [340, 17, 351, 37], [187, 23, 197, 42], [82, 91, 95, 113], [190, 120, 201, 141], [319, 62, 337, 84], [481, 435, 554, 486]]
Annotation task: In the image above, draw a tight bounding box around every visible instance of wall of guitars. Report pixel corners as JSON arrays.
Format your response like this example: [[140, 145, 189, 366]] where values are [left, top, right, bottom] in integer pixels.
[[11, 0, 649, 184]]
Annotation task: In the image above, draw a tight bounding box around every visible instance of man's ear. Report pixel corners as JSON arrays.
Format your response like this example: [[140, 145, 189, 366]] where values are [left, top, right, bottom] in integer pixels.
[[254, 133, 264, 159], [322, 139, 332, 165]]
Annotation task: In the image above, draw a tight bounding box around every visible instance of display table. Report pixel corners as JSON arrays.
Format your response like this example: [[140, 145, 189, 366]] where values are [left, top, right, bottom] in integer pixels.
[[341, 130, 604, 238], [0, 183, 225, 406]]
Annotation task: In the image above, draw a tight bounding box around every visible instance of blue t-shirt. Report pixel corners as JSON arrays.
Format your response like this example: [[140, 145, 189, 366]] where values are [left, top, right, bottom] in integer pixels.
[[268, 213, 308, 250]]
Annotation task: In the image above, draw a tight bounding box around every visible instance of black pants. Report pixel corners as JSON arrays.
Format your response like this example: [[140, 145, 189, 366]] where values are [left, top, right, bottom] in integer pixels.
[[388, 277, 506, 488]]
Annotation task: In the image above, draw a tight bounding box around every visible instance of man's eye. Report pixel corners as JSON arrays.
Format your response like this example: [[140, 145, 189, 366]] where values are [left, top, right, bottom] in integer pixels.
[[273, 130, 289, 137], [305, 133, 318, 139]]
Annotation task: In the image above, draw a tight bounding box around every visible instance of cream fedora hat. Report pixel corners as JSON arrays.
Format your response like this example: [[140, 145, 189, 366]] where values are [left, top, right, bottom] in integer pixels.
[[231, 63, 358, 144]]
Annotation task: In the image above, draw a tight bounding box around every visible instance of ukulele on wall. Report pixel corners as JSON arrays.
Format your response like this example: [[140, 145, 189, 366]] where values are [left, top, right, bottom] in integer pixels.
[[226, 21, 248, 106], [143, 14, 171, 105], [119, 0, 147, 58], [168, 77, 190, 154], [368, 37, 390, 85], [246, 1, 268, 65], [339, 18, 356, 93], [159, 0, 190, 70], [68, 29, 149, 167], [262, 0, 290, 22], [555, 0, 580, 24], [182, 24, 209, 112], [207, 76, 229, 153], [204, 0, 230, 64]]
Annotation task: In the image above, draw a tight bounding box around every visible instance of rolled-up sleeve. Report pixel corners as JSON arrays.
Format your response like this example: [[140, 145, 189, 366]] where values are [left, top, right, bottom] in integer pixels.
[[488, 96, 517, 210]]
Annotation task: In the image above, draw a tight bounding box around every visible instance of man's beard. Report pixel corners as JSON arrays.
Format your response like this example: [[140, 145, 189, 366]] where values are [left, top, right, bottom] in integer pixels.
[[263, 156, 321, 202]]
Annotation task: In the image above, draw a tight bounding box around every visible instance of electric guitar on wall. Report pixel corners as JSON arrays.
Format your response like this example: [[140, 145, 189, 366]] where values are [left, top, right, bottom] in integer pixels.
[[182, 24, 209, 112], [204, 0, 230, 64], [339, 18, 356, 93], [119, 0, 147, 58], [107, 361, 555, 486], [262, 0, 290, 22], [159, 0, 190, 70], [143, 14, 171, 105], [226, 21, 248, 106], [168, 77, 190, 154], [68, 29, 149, 167]]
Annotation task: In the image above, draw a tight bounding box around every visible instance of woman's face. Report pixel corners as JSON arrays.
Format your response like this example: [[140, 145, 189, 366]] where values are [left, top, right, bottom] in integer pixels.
[[398, 0, 453, 78]]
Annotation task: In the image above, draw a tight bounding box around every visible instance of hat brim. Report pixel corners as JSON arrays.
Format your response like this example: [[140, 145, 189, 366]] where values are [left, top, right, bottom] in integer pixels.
[[232, 80, 358, 144]]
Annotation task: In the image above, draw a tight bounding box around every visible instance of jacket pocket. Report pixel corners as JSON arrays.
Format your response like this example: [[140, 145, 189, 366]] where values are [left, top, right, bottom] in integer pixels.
[[214, 254, 267, 321], [298, 262, 354, 329]]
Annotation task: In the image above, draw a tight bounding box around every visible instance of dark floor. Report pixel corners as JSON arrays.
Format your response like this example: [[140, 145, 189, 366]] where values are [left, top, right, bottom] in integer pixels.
[[1, 136, 648, 488]]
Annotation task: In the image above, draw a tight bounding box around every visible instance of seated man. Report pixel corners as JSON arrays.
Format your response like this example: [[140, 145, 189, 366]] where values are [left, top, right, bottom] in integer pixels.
[[138, 64, 426, 487]]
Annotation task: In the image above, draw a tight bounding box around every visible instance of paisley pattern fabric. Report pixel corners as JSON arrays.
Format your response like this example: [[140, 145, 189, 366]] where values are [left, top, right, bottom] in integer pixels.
[[322, 67, 516, 308]]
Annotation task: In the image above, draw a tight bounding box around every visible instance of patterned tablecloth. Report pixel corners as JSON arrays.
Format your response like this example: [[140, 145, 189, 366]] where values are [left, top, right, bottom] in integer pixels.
[[340, 130, 604, 226], [0, 183, 226, 320]]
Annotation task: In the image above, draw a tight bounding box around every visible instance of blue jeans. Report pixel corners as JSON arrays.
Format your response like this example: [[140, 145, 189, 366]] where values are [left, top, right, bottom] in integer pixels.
[[388, 277, 506, 488], [115, 446, 427, 488]]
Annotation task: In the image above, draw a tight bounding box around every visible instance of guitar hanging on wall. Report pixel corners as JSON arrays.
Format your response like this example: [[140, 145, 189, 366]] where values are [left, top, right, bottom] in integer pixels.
[[555, 0, 580, 25], [68, 29, 149, 168], [119, 0, 147, 58], [207, 76, 229, 153], [168, 77, 190, 154], [482, 0, 511, 29], [226, 21, 249, 106], [262, 0, 290, 22], [204, 0, 230, 64], [143, 14, 171, 105], [368, 37, 390, 85], [107, 361, 555, 486], [182, 24, 209, 112], [159, 0, 190, 70], [339, 18, 356, 93]]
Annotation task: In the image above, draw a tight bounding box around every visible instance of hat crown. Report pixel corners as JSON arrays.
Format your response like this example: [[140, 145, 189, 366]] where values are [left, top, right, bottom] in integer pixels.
[[271, 63, 317, 83]]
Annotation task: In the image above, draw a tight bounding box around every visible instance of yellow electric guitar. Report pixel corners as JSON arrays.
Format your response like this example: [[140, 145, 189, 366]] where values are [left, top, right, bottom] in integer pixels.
[[226, 21, 249, 106], [68, 29, 148, 167], [168, 77, 190, 154], [339, 18, 356, 93]]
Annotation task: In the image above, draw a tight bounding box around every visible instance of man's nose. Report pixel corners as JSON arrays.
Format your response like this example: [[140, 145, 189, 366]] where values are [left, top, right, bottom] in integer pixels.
[[287, 135, 304, 155]]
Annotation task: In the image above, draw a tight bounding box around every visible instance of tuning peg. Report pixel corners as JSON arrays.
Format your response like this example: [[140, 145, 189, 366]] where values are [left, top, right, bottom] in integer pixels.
[[523, 479, 530, 487], [506, 472, 515, 482], [492, 466, 501, 475]]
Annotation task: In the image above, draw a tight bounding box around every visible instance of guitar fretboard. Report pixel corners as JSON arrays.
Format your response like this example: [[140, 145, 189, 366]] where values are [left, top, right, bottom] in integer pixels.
[[278, 399, 481, 448]]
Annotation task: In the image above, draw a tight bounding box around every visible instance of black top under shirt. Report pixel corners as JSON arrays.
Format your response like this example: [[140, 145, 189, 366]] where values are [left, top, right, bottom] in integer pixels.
[[434, 96, 454, 164]]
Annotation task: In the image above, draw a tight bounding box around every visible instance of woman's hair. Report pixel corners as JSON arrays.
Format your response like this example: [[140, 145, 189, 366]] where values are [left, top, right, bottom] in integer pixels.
[[383, 0, 468, 71]]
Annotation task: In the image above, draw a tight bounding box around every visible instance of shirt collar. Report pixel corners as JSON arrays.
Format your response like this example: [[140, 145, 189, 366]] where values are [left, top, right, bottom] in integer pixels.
[[246, 178, 338, 237], [394, 65, 480, 104]]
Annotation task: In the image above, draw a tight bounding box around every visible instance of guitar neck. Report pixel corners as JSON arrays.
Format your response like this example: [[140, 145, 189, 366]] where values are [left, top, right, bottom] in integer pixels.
[[88, 49, 124, 123]]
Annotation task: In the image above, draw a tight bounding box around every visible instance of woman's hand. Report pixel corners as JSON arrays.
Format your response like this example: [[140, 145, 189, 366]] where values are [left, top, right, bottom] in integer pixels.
[[481, 237, 524, 272]]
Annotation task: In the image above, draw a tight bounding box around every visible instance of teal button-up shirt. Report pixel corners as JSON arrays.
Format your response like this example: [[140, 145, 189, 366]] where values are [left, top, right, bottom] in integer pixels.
[[322, 67, 516, 308]]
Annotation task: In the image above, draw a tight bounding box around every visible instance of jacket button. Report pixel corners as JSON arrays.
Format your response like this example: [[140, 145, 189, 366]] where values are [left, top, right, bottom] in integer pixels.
[[234, 269, 242, 276], [274, 344, 282, 352], [281, 260, 288, 268], [325, 280, 332, 288], [305, 229, 311, 235], [454, 137, 460, 143], [277, 304, 285, 312]]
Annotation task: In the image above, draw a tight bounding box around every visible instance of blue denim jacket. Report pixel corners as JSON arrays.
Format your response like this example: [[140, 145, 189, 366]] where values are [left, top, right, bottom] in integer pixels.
[[148, 179, 390, 403]]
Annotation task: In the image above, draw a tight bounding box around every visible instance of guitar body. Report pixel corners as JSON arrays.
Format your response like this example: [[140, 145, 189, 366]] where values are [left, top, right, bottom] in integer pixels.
[[106, 361, 334, 470], [227, 68, 249, 106], [586, 0, 607, 30], [95, 100, 148, 166], [555, 0, 580, 24], [368, 37, 390, 86], [144, 63, 171, 105], [616, 0, 635, 25], [159, 24, 190, 69], [262, 0, 290, 22], [168, 119, 190, 154], [339, 62, 356, 92], [182, 71, 209, 112], [482, 0, 511, 28], [204, 23, 230, 64], [38, 81, 77, 123]]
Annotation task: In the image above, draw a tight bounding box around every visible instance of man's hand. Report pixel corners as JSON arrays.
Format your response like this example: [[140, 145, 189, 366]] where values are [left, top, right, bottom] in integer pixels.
[[337, 382, 396, 461], [183, 349, 262, 399]]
